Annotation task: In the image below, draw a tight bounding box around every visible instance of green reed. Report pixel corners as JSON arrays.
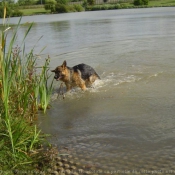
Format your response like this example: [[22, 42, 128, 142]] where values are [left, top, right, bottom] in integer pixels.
[[0, 12, 53, 170], [37, 56, 54, 113]]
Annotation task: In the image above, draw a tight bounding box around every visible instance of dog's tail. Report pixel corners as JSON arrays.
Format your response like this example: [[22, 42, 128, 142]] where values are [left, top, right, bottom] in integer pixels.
[[95, 72, 101, 80]]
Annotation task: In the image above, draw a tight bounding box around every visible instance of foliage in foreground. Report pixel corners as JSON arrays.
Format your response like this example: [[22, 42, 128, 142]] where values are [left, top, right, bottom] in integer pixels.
[[0, 15, 53, 170]]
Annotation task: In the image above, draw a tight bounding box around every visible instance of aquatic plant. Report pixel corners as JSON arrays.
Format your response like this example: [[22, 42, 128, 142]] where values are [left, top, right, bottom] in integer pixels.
[[0, 9, 53, 170]]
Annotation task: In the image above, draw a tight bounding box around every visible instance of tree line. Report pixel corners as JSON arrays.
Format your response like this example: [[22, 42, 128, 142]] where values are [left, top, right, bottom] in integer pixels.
[[44, 0, 149, 13], [0, 0, 149, 18]]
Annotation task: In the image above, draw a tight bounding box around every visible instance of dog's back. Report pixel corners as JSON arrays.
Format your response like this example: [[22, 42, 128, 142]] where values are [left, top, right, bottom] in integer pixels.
[[73, 63, 100, 81]]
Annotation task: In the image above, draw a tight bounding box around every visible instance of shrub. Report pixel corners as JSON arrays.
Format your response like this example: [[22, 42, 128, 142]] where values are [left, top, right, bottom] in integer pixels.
[[114, 3, 121, 9], [73, 4, 84, 12], [134, 0, 149, 6], [50, 5, 56, 11], [143, 0, 149, 5], [82, 0, 88, 8], [45, 3, 56, 11], [55, 3, 70, 12], [85, 5, 92, 10], [68, 5, 77, 12], [44, 0, 56, 11], [108, 4, 114, 10], [91, 5, 101, 11], [87, 0, 95, 6], [101, 4, 108, 10], [12, 9, 23, 17], [134, 0, 142, 5]]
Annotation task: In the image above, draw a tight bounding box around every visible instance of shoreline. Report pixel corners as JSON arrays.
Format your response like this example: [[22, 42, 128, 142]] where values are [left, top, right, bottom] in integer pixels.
[[0, 6, 173, 19], [8, 146, 102, 175], [22, 5, 175, 16], [0, 5, 174, 19]]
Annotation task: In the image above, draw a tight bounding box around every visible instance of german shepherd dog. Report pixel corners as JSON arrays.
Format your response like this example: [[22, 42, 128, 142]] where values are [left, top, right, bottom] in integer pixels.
[[51, 61, 100, 91]]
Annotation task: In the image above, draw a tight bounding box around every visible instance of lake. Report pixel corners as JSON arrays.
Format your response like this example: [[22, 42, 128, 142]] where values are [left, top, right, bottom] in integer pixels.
[[2, 7, 175, 173]]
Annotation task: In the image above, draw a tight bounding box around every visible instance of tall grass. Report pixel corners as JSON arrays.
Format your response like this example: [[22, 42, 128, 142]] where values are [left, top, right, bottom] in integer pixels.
[[0, 10, 53, 170]]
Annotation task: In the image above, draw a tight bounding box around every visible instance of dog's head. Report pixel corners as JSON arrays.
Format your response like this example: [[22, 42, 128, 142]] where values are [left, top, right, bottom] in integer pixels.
[[51, 60, 67, 81]]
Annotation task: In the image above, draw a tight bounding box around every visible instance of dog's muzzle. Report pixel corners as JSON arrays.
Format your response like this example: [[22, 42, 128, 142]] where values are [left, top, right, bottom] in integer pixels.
[[54, 74, 63, 81]]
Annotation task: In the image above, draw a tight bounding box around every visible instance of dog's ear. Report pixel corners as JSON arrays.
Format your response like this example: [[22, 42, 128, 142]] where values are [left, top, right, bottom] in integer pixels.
[[62, 60, 67, 69], [51, 69, 55, 72]]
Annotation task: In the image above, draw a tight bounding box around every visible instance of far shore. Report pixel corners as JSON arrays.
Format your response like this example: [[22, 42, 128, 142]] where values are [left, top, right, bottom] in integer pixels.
[[19, 2, 175, 16], [0, 1, 175, 18]]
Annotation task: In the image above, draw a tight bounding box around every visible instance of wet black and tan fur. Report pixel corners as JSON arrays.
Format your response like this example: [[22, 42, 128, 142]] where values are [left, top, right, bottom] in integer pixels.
[[51, 61, 100, 91]]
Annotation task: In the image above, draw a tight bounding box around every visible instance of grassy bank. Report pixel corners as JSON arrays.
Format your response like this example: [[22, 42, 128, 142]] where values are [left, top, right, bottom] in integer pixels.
[[86, 0, 175, 11], [149, 0, 175, 6], [20, 8, 50, 16], [19, 0, 175, 16], [0, 12, 54, 171]]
